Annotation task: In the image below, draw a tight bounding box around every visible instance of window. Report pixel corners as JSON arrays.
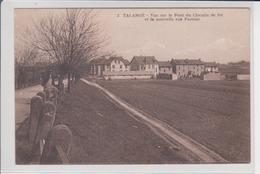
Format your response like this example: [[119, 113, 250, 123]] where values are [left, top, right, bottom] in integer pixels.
[[120, 65, 122, 69], [112, 65, 115, 69]]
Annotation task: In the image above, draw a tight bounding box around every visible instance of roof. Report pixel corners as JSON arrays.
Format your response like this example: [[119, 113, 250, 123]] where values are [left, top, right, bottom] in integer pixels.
[[89, 56, 129, 65], [172, 59, 204, 65], [130, 56, 158, 65], [158, 61, 172, 67], [108, 57, 129, 65], [204, 62, 218, 67], [89, 57, 108, 65]]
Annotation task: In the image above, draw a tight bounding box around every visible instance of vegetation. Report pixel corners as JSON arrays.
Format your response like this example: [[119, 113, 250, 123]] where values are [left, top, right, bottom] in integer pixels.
[[17, 9, 105, 91]]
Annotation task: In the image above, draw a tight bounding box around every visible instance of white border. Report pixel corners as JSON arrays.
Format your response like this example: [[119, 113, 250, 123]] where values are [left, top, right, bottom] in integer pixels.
[[1, 1, 255, 173]]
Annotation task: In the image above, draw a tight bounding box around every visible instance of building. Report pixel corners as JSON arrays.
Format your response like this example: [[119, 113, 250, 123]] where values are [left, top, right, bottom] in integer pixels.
[[158, 61, 174, 79], [89, 56, 129, 76], [171, 59, 205, 79], [219, 65, 250, 80], [89, 57, 107, 76], [129, 56, 159, 77], [204, 62, 219, 73]]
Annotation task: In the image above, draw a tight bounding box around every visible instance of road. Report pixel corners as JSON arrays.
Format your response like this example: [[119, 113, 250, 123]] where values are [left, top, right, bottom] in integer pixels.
[[15, 85, 43, 129], [15, 79, 68, 129]]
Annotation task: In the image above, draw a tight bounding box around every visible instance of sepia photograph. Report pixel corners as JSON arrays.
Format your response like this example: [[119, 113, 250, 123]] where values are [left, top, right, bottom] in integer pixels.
[[14, 7, 251, 165]]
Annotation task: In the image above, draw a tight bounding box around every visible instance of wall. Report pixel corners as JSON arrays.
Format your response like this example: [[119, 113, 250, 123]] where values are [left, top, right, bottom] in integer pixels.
[[205, 66, 219, 73], [159, 66, 172, 74], [109, 60, 128, 72], [237, 74, 250, 80], [172, 73, 178, 80], [103, 70, 155, 80], [176, 64, 204, 78], [90, 64, 105, 76], [203, 73, 225, 80]]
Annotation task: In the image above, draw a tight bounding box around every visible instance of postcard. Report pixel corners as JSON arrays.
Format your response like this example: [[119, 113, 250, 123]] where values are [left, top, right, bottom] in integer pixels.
[[1, 1, 254, 173]]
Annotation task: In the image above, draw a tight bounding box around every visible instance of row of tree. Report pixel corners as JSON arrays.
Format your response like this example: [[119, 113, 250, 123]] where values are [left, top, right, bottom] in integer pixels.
[[16, 9, 105, 92]]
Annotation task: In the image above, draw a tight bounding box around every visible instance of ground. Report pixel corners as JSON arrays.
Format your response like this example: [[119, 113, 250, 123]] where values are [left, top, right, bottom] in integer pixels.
[[54, 81, 192, 164], [15, 79, 250, 164], [97, 79, 250, 163]]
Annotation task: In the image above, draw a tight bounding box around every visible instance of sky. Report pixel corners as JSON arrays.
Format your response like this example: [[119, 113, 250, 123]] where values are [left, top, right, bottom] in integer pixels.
[[15, 8, 250, 63]]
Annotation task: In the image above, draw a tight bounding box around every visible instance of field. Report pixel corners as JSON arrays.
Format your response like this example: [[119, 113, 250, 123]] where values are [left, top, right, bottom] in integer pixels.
[[97, 79, 250, 163], [54, 81, 192, 164]]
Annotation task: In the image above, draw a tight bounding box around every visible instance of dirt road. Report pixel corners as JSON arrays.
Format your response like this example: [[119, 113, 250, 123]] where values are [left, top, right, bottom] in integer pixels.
[[15, 85, 43, 129]]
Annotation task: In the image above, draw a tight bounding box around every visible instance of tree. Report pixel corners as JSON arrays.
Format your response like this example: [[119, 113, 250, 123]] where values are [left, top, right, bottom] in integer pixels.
[[28, 9, 104, 92], [15, 46, 39, 66]]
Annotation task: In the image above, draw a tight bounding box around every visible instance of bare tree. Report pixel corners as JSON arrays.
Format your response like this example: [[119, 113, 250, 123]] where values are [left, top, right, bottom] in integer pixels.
[[15, 46, 39, 66], [27, 9, 104, 91]]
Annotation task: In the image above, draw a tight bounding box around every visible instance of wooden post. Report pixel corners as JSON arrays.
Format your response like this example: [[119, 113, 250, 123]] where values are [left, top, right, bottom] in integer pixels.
[[40, 124, 72, 164], [28, 96, 43, 144], [35, 101, 56, 144], [37, 91, 46, 103], [44, 86, 59, 105]]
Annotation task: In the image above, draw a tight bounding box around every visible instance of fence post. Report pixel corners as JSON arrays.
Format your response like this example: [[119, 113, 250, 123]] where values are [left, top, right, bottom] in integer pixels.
[[28, 96, 43, 144], [35, 101, 56, 144], [40, 124, 72, 164], [28, 101, 57, 163], [44, 86, 59, 105], [37, 91, 46, 103]]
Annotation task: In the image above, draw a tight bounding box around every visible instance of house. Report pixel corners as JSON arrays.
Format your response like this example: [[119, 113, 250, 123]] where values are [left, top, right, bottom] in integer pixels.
[[171, 59, 205, 79], [158, 61, 172, 74], [204, 62, 219, 73], [158, 61, 175, 80], [89, 56, 129, 76], [104, 56, 130, 72], [129, 56, 159, 78]]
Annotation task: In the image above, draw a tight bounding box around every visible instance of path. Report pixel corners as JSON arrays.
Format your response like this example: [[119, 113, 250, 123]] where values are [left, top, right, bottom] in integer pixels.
[[80, 78, 228, 163], [15, 79, 68, 129], [15, 85, 43, 129]]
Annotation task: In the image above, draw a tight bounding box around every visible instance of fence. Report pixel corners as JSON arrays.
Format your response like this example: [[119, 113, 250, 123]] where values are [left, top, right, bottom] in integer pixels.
[[16, 84, 72, 164], [103, 70, 156, 80]]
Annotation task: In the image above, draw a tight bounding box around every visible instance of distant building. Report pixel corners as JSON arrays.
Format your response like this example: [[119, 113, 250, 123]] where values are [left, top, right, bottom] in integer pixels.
[[158, 61, 174, 79], [204, 62, 219, 73], [129, 56, 159, 77], [89, 57, 107, 76], [219, 65, 250, 80], [89, 56, 129, 76], [171, 59, 205, 79], [104, 57, 130, 72], [158, 61, 172, 74]]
